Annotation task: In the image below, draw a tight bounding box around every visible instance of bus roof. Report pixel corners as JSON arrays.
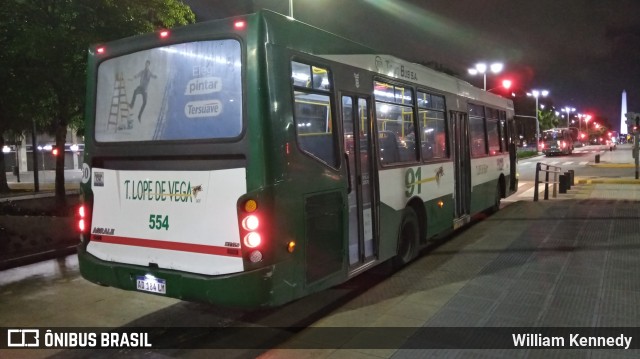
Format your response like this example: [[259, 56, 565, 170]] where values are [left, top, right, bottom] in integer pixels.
[[90, 9, 513, 112]]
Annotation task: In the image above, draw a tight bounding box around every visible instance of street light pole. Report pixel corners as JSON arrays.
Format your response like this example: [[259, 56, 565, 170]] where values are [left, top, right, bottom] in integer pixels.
[[528, 89, 549, 153], [535, 95, 540, 152], [562, 106, 575, 128]]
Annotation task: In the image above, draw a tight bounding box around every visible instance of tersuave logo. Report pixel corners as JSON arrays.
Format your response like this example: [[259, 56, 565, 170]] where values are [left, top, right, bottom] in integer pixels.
[[184, 100, 222, 118]]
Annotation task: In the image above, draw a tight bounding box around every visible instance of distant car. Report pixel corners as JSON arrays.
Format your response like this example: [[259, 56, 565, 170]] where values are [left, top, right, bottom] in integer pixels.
[[540, 128, 574, 156]]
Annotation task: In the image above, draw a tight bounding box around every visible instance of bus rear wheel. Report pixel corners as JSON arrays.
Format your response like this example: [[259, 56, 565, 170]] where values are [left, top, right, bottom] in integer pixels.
[[492, 182, 502, 212], [393, 208, 419, 268]]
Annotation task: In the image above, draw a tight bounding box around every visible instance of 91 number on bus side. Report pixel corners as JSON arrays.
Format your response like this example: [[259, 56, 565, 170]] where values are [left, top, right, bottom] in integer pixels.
[[405, 167, 422, 197], [149, 214, 170, 230]]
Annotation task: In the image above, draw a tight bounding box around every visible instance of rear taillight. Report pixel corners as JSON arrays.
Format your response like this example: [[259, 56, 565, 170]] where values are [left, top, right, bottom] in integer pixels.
[[242, 215, 259, 231], [240, 199, 263, 262], [244, 232, 261, 248], [78, 205, 86, 232]]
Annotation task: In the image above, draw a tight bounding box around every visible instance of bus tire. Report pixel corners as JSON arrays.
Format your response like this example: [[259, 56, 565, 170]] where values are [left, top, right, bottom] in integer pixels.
[[393, 208, 419, 268], [492, 182, 502, 212]]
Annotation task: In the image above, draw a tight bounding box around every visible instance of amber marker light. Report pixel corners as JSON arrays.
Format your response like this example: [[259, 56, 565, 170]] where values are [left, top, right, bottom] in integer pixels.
[[287, 241, 296, 253], [244, 199, 257, 213], [438, 200, 444, 208]]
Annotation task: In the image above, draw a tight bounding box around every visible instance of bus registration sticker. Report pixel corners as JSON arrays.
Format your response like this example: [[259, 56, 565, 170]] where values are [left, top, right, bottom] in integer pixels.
[[136, 275, 166, 294]]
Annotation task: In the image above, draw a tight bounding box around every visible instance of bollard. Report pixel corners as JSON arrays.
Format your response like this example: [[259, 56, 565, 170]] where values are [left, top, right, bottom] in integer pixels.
[[564, 172, 571, 190], [595, 154, 600, 163], [559, 174, 567, 193], [568, 169, 575, 186]]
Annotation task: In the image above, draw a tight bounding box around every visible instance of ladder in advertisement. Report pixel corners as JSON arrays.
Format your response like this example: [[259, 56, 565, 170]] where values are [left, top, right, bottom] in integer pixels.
[[107, 72, 130, 132]]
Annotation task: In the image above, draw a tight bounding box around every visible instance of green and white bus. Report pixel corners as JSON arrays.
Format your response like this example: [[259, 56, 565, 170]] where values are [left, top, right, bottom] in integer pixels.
[[78, 10, 517, 308]]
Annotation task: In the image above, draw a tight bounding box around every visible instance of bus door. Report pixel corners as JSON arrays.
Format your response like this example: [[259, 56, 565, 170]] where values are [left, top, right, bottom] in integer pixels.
[[451, 111, 471, 227], [341, 95, 377, 270]]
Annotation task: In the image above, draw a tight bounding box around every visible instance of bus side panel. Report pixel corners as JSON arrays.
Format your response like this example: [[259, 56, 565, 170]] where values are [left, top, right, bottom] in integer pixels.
[[469, 155, 509, 213], [304, 191, 344, 283], [377, 162, 455, 250]]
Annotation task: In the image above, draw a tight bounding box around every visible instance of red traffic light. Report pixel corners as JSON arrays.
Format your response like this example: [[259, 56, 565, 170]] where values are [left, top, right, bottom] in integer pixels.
[[52, 147, 59, 156]]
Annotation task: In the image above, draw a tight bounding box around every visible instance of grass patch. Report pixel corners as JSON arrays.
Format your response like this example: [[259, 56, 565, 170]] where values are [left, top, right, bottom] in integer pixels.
[[517, 150, 538, 159]]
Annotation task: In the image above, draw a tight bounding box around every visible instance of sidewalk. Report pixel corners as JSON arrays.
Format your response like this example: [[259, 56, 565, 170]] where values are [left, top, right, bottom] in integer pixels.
[[2, 169, 81, 202], [580, 143, 640, 184]]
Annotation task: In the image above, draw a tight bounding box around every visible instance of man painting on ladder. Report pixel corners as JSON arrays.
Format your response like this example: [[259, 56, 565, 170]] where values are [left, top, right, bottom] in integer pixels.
[[129, 60, 157, 122]]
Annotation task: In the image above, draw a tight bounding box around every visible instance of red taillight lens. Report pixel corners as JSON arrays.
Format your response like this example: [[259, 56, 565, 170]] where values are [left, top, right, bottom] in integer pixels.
[[244, 232, 261, 248], [240, 199, 263, 257], [77, 205, 86, 232], [234, 20, 246, 30], [159, 30, 170, 38], [242, 215, 259, 231]]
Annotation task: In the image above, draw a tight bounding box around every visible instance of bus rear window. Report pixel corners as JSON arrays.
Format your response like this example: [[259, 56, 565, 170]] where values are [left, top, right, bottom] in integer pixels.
[[94, 39, 242, 142]]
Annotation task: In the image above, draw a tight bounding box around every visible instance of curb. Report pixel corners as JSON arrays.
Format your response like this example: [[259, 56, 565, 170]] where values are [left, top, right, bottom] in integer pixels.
[[576, 178, 640, 185], [0, 245, 77, 271], [588, 163, 637, 168]]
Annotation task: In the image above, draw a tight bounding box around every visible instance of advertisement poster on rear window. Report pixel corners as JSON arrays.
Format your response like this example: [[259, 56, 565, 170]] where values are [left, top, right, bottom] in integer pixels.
[[95, 40, 242, 142]]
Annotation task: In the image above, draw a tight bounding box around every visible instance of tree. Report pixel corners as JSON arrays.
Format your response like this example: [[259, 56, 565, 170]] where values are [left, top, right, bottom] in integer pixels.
[[538, 108, 560, 131], [0, 0, 195, 201]]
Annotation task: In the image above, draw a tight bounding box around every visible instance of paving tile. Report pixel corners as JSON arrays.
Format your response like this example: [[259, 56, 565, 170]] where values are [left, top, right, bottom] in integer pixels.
[[425, 308, 485, 327]]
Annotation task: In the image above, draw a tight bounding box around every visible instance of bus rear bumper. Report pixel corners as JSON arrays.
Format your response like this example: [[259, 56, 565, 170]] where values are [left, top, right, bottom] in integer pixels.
[[77, 245, 286, 308]]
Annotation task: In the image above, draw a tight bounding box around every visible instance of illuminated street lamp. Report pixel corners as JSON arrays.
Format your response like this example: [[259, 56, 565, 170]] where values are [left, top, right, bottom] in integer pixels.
[[561, 107, 576, 128], [527, 89, 549, 152], [468, 62, 503, 90]]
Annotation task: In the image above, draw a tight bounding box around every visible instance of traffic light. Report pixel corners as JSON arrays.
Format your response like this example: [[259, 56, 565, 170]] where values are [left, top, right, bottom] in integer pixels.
[[625, 112, 640, 134]]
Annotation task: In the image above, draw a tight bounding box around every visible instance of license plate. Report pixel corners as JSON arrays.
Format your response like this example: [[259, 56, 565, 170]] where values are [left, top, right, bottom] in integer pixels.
[[136, 275, 166, 294]]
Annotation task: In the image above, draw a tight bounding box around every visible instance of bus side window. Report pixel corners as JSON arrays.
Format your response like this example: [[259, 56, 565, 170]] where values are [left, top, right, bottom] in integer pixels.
[[378, 131, 400, 164], [293, 91, 338, 167], [417, 92, 447, 161]]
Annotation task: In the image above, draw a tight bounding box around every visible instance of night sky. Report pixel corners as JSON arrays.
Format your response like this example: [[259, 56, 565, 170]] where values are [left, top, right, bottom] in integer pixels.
[[186, 0, 640, 131]]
